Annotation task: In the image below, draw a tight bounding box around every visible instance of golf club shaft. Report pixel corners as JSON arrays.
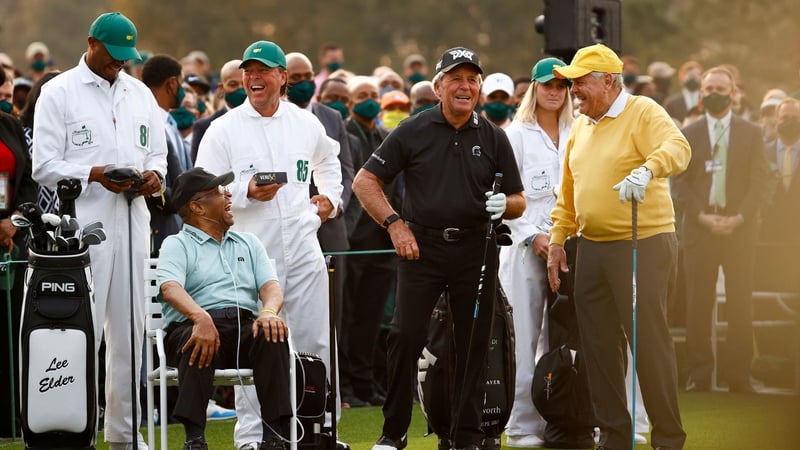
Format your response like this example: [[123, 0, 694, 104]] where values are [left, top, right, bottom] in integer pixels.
[[630, 200, 638, 450], [127, 196, 138, 448]]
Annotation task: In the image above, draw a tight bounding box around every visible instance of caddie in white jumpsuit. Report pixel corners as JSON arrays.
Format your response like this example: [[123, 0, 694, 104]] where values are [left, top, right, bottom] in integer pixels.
[[195, 40, 343, 450], [32, 12, 167, 450], [498, 57, 572, 448]]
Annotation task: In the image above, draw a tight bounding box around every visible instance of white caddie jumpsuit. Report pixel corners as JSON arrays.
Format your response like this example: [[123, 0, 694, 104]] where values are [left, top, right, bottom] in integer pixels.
[[196, 99, 342, 446], [499, 120, 567, 441], [32, 55, 167, 447]]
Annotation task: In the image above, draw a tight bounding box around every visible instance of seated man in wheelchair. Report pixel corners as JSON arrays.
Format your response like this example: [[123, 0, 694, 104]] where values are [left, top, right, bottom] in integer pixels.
[[157, 168, 292, 450]]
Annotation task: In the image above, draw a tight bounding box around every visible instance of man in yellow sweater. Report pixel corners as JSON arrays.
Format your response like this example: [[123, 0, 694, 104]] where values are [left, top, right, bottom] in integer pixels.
[[546, 44, 689, 450]]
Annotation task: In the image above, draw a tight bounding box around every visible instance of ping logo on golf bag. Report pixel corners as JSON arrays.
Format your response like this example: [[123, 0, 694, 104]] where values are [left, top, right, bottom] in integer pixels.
[[37, 275, 82, 297]]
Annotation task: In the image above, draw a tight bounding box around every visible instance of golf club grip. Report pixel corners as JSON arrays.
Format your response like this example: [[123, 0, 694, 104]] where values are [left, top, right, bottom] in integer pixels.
[[491, 172, 503, 196], [632, 199, 638, 246]]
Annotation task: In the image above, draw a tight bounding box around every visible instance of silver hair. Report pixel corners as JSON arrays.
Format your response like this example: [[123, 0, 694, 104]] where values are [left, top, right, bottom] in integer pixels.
[[591, 71, 623, 88]]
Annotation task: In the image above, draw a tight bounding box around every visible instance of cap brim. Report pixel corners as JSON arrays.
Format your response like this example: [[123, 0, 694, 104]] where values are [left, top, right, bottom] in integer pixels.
[[104, 43, 141, 62], [439, 62, 483, 75], [553, 65, 592, 80], [239, 58, 283, 69], [533, 73, 556, 83], [209, 171, 235, 189]]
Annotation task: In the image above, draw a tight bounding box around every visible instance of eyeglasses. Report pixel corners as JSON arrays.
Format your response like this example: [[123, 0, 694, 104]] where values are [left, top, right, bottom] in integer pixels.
[[191, 185, 229, 202]]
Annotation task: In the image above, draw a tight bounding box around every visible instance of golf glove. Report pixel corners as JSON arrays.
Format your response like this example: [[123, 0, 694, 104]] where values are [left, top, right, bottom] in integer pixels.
[[613, 166, 652, 203], [485, 191, 506, 220]]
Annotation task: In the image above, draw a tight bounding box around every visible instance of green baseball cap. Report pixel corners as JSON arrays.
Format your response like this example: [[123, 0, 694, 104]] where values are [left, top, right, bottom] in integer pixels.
[[532, 57, 570, 86], [89, 12, 141, 62], [239, 41, 286, 69]]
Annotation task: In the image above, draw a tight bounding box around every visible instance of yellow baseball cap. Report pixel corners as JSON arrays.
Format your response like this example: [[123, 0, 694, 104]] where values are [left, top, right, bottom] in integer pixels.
[[553, 44, 623, 80]]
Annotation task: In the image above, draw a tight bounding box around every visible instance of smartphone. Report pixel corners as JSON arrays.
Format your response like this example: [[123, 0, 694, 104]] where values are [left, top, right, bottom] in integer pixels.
[[254, 172, 288, 186]]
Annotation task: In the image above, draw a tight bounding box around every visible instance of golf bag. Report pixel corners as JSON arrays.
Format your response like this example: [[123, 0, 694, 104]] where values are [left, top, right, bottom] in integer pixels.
[[19, 248, 97, 449], [417, 285, 516, 450], [531, 237, 594, 449]]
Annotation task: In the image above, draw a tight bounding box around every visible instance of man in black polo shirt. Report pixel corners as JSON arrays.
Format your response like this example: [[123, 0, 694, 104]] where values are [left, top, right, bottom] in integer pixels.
[[352, 47, 525, 450]]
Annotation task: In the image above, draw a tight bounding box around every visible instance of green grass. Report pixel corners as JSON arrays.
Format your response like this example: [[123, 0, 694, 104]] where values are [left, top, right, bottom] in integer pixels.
[[0, 391, 798, 449]]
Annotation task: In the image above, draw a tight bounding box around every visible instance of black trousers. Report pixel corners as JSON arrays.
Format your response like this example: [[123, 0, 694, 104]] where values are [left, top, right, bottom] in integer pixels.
[[340, 250, 396, 400], [381, 231, 496, 447], [164, 309, 292, 432], [684, 229, 755, 387], [574, 234, 686, 450]]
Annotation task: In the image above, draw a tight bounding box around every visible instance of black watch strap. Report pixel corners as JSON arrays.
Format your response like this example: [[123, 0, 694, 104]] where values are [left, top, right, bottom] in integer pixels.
[[382, 213, 401, 229]]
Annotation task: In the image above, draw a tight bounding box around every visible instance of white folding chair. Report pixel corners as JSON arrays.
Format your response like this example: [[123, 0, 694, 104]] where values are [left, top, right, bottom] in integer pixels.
[[144, 258, 298, 450]]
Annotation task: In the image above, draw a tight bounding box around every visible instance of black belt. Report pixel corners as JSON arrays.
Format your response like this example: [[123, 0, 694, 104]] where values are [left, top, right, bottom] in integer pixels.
[[207, 307, 253, 320], [407, 221, 486, 242]]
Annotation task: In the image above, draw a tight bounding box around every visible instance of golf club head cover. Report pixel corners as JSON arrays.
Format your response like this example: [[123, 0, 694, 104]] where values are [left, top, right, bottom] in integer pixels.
[[57, 178, 82, 217]]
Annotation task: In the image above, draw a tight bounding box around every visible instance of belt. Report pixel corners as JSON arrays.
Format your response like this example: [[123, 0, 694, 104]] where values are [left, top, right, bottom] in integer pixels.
[[207, 307, 253, 320], [407, 221, 486, 242]]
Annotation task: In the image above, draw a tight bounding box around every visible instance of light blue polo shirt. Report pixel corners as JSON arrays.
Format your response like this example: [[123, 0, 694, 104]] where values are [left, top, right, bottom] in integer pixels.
[[156, 224, 278, 328]]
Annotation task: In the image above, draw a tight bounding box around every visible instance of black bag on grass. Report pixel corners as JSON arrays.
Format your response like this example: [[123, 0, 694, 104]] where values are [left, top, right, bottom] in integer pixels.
[[417, 285, 516, 450]]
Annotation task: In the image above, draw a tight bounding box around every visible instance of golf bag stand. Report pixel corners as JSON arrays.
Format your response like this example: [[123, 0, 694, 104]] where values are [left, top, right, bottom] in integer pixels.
[[19, 247, 97, 449]]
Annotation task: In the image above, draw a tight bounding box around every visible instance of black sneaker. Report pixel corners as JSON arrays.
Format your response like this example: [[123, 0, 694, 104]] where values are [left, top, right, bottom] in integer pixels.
[[373, 434, 408, 450], [183, 437, 209, 450]]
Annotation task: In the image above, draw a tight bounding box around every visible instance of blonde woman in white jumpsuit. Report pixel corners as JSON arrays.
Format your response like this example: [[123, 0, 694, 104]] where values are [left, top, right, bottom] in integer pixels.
[[32, 13, 167, 449], [499, 57, 573, 448], [195, 41, 343, 450]]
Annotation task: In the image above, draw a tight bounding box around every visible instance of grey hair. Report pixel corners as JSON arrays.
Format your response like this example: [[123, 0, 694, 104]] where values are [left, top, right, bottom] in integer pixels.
[[591, 71, 623, 88]]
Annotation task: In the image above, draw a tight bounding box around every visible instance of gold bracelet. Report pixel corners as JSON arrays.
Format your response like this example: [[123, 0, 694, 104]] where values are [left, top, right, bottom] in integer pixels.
[[260, 308, 278, 316]]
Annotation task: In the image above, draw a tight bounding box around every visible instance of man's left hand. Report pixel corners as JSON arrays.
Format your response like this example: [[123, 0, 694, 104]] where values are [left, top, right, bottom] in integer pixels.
[[613, 166, 652, 203], [485, 191, 506, 220], [253, 312, 288, 343], [136, 170, 163, 197], [310, 195, 334, 223]]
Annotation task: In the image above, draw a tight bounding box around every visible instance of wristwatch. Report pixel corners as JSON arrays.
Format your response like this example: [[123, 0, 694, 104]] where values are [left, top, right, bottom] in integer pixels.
[[382, 213, 401, 229]]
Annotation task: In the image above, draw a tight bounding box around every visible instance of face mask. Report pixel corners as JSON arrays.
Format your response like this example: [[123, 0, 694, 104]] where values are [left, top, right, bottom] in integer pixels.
[[353, 98, 381, 120], [382, 110, 409, 129], [483, 101, 511, 122], [224, 88, 247, 107], [326, 61, 342, 73], [169, 107, 196, 131], [197, 99, 207, 114], [324, 101, 349, 120], [0, 100, 12, 114], [287, 80, 316, 105], [408, 72, 426, 84], [777, 118, 800, 143], [31, 59, 47, 72], [175, 85, 186, 108], [701, 93, 731, 115], [684, 78, 700, 92], [623, 73, 638, 86], [412, 103, 436, 116]]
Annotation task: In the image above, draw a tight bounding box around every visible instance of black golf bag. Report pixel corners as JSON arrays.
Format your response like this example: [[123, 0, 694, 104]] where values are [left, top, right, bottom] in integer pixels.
[[531, 237, 595, 449], [417, 285, 516, 450], [19, 248, 97, 449]]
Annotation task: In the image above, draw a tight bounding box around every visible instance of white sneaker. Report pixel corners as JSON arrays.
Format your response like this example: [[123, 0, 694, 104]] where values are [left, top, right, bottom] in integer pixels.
[[635, 432, 648, 444], [505, 435, 546, 448], [238, 443, 259, 450], [206, 399, 236, 421]]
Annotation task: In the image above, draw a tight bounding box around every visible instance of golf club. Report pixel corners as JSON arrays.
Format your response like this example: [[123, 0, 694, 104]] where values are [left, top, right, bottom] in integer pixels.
[[19, 202, 48, 252], [103, 165, 143, 448], [630, 200, 638, 450], [41, 213, 61, 228], [451, 172, 502, 448]]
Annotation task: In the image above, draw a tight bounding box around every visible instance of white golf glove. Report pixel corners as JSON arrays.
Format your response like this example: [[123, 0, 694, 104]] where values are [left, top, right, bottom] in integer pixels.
[[485, 191, 506, 220], [613, 166, 652, 203]]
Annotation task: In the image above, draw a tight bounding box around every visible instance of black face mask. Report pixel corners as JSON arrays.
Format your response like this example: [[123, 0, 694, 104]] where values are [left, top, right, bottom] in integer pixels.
[[701, 93, 731, 115], [684, 78, 700, 92], [777, 118, 800, 143]]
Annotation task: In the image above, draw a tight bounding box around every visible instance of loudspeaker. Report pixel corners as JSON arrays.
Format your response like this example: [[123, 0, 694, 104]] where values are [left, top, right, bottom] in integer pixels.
[[539, 0, 621, 61]]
